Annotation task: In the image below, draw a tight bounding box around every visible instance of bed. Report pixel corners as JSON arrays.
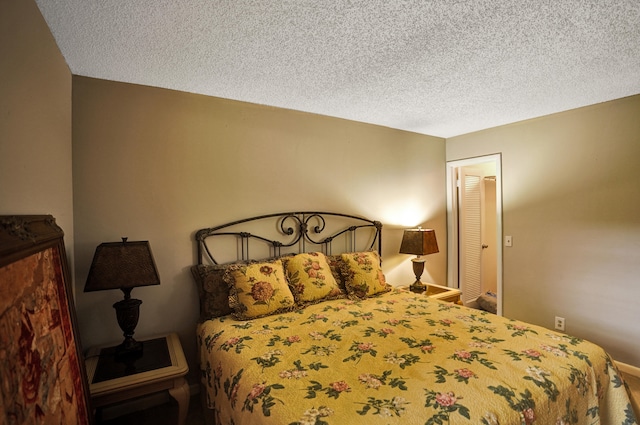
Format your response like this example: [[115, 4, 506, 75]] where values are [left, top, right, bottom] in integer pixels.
[[191, 212, 638, 425]]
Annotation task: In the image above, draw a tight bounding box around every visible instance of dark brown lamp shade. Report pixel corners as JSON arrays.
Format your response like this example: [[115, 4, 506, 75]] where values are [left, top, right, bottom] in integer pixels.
[[84, 238, 160, 292], [399, 228, 439, 256], [399, 228, 439, 293]]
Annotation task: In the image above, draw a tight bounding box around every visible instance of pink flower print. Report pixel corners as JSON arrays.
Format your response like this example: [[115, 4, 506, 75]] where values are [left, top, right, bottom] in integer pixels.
[[358, 373, 382, 389], [381, 328, 394, 335], [454, 350, 472, 360], [358, 342, 375, 352], [230, 383, 239, 404], [330, 380, 351, 392], [279, 369, 307, 379], [540, 344, 567, 357], [522, 349, 541, 358], [435, 392, 458, 407], [421, 345, 435, 353], [455, 368, 476, 379], [286, 335, 301, 344], [309, 331, 324, 340], [521, 407, 536, 424], [224, 337, 241, 348], [248, 383, 266, 400], [440, 319, 454, 326], [387, 318, 400, 326]]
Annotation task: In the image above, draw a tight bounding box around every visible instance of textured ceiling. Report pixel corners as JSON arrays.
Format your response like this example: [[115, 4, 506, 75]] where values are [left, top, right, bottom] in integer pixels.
[[36, 1, 640, 137]]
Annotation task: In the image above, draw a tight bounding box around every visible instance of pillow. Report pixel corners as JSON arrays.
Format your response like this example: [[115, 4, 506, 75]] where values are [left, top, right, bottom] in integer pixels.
[[284, 252, 344, 304], [340, 251, 391, 299], [191, 254, 296, 321], [325, 254, 348, 290], [225, 259, 296, 320], [477, 291, 497, 314], [191, 264, 233, 321]]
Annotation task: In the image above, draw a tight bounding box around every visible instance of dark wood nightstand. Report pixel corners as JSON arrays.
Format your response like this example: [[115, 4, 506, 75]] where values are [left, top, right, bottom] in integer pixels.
[[85, 333, 190, 425]]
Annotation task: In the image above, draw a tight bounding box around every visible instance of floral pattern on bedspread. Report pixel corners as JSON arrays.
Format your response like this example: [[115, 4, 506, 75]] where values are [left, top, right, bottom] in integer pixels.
[[197, 289, 638, 425]]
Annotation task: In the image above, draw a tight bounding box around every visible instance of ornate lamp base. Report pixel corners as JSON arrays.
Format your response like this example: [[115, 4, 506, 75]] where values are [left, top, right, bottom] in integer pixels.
[[409, 257, 429, 293], [113, 296, 143, 356], [410, 281, 428, 293]]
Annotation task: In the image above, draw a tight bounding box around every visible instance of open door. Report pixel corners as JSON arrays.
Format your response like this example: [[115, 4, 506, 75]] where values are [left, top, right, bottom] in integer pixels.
[[458, 166, 485, 304], [446, 154, 503, 315]]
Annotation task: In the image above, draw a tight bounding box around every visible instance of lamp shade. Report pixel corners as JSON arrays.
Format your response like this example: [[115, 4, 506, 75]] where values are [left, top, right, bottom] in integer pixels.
[[84, 238, 160, 292], [399, 228, 439, 256]]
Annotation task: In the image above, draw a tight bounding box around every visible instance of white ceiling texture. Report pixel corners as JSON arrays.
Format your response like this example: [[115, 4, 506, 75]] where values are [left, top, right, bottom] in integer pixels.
[[36, 1, 640, 138]]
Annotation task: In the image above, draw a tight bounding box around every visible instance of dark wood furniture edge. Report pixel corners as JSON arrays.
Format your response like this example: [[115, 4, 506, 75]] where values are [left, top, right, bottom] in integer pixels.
[[0, 214, 64, 267]]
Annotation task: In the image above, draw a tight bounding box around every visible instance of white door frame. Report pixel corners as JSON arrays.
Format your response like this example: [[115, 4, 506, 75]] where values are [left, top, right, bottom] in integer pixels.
[[446, 154, 503, 316]]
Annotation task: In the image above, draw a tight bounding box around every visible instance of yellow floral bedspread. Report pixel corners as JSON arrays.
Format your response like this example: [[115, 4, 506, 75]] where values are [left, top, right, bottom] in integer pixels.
[[197, 289, 638, 425]]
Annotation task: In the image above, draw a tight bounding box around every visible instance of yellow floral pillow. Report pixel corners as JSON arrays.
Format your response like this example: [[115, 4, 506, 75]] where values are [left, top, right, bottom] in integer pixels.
[[224, 260, 296, 320], [285, 252, 344, 304], [341, 251, 391, 299]]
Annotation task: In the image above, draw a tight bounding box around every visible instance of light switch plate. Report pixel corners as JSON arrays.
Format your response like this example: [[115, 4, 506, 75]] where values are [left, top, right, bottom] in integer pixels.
[[505, 235, 513, 247]]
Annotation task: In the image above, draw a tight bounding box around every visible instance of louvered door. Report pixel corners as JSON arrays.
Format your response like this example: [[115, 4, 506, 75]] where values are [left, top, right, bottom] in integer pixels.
[[458, 167, 484, 303]]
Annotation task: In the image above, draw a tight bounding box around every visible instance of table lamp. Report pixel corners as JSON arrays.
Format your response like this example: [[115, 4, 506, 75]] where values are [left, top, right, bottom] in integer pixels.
[[84, 238, 160, 355], [399, 228, 439, 293]]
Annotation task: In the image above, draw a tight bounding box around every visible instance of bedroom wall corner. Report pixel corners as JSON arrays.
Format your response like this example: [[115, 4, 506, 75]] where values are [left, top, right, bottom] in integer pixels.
[[445, 95, 640, 368], [71, 76, 447, 384], [0, 0, 74, 280]]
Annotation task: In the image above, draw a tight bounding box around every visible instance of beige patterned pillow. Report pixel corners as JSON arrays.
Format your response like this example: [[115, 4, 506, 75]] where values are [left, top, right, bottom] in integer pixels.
[[284, 252, 344, 304], [224, 259, 296, 320], [341, 251, 391, 299]]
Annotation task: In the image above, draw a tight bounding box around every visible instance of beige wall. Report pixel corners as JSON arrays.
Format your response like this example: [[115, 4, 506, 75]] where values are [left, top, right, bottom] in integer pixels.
[[447, 95, 640, 366], [0, 1, 74, 267], [72, 76, 447, 381]]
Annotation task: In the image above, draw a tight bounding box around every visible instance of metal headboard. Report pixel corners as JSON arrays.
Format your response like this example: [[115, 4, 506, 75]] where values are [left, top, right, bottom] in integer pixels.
[[196, 211, 382, 265]]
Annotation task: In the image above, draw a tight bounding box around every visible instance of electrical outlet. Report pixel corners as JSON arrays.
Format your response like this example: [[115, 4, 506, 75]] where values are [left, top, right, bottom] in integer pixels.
[[555, 316, 565, 331], [505, 235, 513, 247]]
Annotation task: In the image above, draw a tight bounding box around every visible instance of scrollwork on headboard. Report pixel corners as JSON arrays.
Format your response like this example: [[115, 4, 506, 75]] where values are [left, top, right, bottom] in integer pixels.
[[195, 211, 382, 265]]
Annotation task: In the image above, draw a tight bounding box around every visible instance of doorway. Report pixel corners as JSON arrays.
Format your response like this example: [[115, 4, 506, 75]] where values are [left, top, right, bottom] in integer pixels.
[[446, 154, 503, 316]]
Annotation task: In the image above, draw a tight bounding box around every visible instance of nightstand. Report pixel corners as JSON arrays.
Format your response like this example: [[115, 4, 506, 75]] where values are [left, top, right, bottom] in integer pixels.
[[85, 333, 190, 425], [424, 283, 463, 304], [399, 283, 463, 305]]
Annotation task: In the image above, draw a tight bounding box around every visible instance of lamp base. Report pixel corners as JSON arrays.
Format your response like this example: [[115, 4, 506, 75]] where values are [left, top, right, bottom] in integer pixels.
[[115, 336, 143, 355], [410, 281, 428, 293], [409, 257, 427, 293], [113, 297, 143, 357], [114, 340, 144, 368]]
